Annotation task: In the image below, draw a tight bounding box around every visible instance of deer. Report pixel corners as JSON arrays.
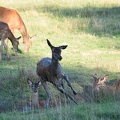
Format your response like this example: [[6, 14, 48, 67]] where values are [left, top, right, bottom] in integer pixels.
[[108, 79, 120, 93], [36, 39, 77, 108], [0, 22, 21, 61], [0, 6, 35, 53], [92, 74, 109, 92], [92, 74, 120, 94], [27, 78, 41, 109]]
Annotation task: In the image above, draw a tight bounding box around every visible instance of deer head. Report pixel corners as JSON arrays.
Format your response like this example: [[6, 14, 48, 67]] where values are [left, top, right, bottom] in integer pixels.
[[27, 78, 41, 93], [12, 36, 21, 54], [98, 75, 109, 85], [47, 39, 67, 61]]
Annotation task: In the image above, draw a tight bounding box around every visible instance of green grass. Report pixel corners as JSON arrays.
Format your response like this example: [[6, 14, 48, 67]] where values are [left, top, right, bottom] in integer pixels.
[[0, 0, 120, 119], [0, 101, 120, 120]]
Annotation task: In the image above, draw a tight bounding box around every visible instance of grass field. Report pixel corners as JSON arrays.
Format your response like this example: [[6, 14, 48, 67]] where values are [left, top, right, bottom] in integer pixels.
[[0, 0, 120, 119]]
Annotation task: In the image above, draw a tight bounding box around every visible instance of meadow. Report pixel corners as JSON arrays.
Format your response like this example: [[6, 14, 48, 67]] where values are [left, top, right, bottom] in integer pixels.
[[0, 0, 120, 119]]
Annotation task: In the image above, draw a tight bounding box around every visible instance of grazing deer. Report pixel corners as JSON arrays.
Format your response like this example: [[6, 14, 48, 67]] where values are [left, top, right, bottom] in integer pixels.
[[27, 78, 41, 109], [0, 6, 35, 53], [36, 39, 77, 108], [0, 22, 21, 61]]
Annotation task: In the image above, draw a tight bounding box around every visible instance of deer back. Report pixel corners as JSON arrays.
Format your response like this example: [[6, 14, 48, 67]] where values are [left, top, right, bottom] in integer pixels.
[[37, 57, 65, 84]]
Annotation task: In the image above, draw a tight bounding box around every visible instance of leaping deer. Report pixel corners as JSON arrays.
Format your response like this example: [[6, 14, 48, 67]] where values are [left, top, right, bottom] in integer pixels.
[[36, 39, 77, 108], [0, 22, 21, 61], [0, 6, 35, 53]]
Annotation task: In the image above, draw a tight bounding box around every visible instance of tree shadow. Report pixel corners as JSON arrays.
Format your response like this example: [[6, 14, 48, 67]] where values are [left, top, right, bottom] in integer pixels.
[[17, 4, 120, 38], [42, 5, 120, 37], [95, 112, 120, 120]]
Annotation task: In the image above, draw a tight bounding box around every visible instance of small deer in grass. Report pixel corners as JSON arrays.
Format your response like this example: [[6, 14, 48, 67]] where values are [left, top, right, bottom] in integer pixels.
[[92, 74, 120, 94], [108, 79, 120, 93], [92, 74, 109, 92], [0, 22, 21, 61], [36, 39, 77, 108], [27, 78, 41, 109]]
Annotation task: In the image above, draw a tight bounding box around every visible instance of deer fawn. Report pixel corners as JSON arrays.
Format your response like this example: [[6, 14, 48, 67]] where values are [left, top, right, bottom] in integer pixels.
[[92, 74, 120, 94], [36, 39, 77, 108], [0, 22, 21, 61], [27, 78, 41, 109], [92, 74, 109, 92], [108, 79, 120, 93]]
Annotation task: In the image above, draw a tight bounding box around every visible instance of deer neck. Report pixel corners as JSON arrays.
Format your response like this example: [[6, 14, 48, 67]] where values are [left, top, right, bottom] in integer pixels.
[[8, 32, 16, 44], [20, 23, 30, 43], [32, 92, 39, 103], [51, 59, 59, 75], [32, 92, 40, 109]]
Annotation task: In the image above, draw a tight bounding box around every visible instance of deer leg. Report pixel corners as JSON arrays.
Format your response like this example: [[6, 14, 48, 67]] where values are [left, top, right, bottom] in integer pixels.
[[57, 86, 78, 104], [41, 80, 51, 109], [3, 40, 10, 60], [63, 75, 77, 95], [0, 39, 5, 61], [60, 80, 72, 105], [0, 40, 2, 61], [5, 38, 9, 47]]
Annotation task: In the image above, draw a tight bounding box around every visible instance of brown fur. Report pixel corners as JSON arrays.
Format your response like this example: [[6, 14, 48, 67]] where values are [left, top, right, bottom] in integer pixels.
[[93, 75, 120, 94], [0, 22, 21, 61], [0, 6, 34, 53], [108, 79, 120, 93], [93, 75, 109, 92]]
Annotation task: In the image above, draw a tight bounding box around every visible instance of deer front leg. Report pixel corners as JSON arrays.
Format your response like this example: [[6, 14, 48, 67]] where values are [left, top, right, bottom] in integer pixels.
[[3, 40, 10, 60], [57, 85, 78, 104], [0, 40, 2, 61], [41, 80, 51, 109], [63, 74, 77, 95], [0, 39, 5, 61]]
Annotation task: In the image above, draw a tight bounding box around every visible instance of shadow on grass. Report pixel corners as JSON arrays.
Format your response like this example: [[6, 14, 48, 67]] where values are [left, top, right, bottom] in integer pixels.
[[17, 5, 120, 38], [95, 112, 120, 120], [11, 48, 23, 54], [0, 54, 119, 112]]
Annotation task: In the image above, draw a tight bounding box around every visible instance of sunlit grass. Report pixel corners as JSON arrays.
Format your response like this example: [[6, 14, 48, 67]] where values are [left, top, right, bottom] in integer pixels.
[[0, 0, 120, 119]]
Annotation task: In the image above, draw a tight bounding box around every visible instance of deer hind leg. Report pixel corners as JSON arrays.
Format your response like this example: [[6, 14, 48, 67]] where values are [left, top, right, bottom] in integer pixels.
[[59, 80, 72, 105], [57, 85, 78, 104], [5, 38, 9, 48], [41, 79, 51, 109], [63, 74, 77, 95]]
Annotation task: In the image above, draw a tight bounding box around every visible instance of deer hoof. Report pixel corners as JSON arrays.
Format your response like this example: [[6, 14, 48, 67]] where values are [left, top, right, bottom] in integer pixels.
[[73, 90, 77, 95], [7, 58, 10, 61]]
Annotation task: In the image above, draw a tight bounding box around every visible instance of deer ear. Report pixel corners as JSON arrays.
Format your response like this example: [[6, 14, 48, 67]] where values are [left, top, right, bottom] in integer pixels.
[[30, 34, 37, 41], [47, 39, 54, 49], [59, 45, 68, 49], [38, 81, 41, 86], [17, 36, 21, 41], [103, 75, 109, 80], [27, 78, 32, 85]]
